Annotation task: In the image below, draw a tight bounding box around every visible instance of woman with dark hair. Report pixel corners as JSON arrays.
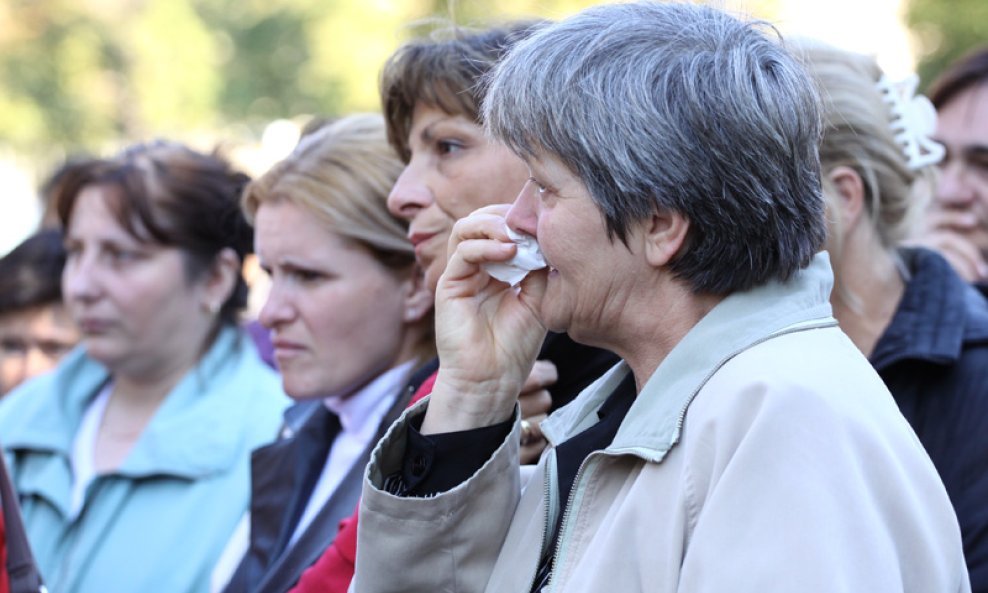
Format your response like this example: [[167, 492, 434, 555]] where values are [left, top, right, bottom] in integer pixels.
[[0, 141, 288, 593], [913, 45, 988, 285], [0, 229, 79, 396]]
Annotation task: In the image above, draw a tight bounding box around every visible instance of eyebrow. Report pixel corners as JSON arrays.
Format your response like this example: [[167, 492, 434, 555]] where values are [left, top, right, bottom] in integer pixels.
[[963, 144, 988, 160], [417, 115, 475, 144], [418, 121, 437, 144]]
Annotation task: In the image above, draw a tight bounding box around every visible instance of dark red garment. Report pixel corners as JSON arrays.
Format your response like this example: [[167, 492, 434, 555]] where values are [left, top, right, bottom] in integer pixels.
[[1, 503, 9, 593], [288, 372, 437, 593]]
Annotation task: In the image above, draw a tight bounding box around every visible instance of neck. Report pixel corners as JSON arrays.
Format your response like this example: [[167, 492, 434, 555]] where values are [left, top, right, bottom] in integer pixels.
[[599, 280, 724, 393], [111, 326, 219, 406], [830, 238, 905, 359]]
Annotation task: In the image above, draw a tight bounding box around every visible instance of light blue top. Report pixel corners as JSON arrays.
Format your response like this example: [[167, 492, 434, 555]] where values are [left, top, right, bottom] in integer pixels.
[[0, 326, 289, 593]]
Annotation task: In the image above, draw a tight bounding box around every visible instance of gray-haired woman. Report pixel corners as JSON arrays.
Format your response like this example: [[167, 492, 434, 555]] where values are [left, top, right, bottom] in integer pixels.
[[352, 3, 969, 592]]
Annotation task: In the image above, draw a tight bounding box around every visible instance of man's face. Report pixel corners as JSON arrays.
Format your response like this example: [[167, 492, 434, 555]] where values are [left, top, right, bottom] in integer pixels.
[[929, 83, 988, 281], [0, 304, 78, 395]]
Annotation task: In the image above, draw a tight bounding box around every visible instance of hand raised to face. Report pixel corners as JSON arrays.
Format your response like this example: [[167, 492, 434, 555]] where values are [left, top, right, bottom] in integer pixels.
[[421, 204, 549, 435]]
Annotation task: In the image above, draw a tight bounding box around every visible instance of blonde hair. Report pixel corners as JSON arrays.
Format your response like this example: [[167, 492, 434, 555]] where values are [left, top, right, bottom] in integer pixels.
[[243, 113, 412, 270], [791, 39, 934, 254]]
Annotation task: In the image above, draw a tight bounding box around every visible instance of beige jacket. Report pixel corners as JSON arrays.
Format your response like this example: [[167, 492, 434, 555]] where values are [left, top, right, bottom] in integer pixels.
[[353, 254, 970, 593]]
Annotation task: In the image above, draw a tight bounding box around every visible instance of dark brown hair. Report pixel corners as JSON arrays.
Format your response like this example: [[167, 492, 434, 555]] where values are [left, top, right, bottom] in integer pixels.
[[929, 45, 988, 109], [379, 20, 545, 162], [53, 140, 253, 328], [0, 229, 66, 315]]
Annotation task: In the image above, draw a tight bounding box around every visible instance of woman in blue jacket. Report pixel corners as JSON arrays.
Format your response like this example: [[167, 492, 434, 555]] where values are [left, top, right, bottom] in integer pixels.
[[0, 141, 288, 593]]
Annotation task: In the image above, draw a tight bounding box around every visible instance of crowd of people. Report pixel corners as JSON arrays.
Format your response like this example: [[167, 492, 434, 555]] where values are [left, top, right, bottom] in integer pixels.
[[0, 2, 986, 592]]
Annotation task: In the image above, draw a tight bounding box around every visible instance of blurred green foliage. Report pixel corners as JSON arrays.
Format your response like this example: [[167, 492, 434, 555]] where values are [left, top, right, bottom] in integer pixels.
[[907, 0, 988, 92], [0, 0, 617, 165]]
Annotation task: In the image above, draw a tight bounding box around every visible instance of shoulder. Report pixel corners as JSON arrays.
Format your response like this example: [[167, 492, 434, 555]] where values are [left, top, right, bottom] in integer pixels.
[[207, 328, 286, 405], [961, 281, 988, 342], [184, 329, 289, 446], [0, 347, 107, 444], [688, 325, 912, 451]]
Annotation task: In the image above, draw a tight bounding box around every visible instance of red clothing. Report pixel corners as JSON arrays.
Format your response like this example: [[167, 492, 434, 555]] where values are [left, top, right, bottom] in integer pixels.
[[1, 502, 9, 593], [288, 372, 437, 593]]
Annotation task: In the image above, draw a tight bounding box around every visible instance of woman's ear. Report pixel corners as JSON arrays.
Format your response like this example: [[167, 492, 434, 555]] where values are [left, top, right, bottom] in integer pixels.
[[401, 266, 435, 323], [201, 247, 241, 314], [643, 209, 690, 268], [825, 165, 866, 231]]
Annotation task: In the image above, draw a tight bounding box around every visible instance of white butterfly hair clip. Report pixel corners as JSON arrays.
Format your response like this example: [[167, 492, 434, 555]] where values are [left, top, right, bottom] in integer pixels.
[[876, 74, 946, 170]]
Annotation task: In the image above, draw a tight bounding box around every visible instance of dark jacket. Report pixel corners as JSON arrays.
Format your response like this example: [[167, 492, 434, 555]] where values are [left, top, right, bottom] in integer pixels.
[[221, 361, 436, 593], [871, 248, 988, 592], [538, 332, 619, 410], [0, 450, 44, 593]]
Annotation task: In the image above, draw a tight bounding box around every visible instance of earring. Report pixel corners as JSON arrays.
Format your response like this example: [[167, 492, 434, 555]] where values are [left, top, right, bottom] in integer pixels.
[[205, 302, 220, 315]]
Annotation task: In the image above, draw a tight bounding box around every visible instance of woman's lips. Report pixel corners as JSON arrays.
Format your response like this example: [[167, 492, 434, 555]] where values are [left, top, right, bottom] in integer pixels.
[[271, 339, 306, 359], [77, 317, 112, 334], [408, 231, 441, 260], [408, 231, 438, 248]]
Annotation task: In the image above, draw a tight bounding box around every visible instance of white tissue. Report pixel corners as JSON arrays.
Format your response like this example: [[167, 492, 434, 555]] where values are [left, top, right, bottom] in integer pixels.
[[482, 227, 547, 286]]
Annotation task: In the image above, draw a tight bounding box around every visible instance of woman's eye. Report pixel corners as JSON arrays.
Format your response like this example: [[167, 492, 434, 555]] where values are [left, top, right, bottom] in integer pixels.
[[969, 156, 988, 174], [529, 177, 549, 197], [437, 140, 464, 155], [106, 247, 140, 263], [291, 268, 324, 283]]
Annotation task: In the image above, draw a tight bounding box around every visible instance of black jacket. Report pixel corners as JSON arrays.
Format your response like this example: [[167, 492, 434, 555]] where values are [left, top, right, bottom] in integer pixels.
[[872, 248, 988, 592], [221, 361, 436, 593]]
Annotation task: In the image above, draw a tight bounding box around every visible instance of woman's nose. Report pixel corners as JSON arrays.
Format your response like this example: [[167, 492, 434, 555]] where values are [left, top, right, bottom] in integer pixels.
[[505, 180, 539, 237], [935, 160, 977, 209], [61, 252, 100, 303], [257, 283, 294, 329], [388, 161, 434, 221]]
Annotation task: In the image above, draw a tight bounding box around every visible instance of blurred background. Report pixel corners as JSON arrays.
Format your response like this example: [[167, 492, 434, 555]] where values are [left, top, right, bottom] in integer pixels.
[[0, 0, 984, 253]]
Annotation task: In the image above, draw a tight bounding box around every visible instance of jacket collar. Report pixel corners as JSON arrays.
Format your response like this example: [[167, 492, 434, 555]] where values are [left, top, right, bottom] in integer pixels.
[[870, 247, 988, 370], [542, 252, 837, 462], [2, 327, 279, 480]]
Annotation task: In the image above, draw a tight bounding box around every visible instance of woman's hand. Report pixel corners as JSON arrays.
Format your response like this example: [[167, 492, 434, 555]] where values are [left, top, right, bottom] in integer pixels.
[[422, 205, 548, 434], [910, 209, 988, 282]]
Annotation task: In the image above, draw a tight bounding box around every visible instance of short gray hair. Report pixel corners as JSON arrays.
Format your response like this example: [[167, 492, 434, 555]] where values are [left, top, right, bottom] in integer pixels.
[[484, 2, 826, 295]]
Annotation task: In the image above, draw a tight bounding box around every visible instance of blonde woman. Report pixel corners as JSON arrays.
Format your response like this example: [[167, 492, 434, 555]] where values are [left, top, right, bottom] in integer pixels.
[[796, 38, 988, 591], [221, 114, 435, 593]]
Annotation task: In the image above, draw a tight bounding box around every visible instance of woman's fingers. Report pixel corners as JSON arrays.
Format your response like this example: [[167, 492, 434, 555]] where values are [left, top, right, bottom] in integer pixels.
[[519, 388, 552, 418]]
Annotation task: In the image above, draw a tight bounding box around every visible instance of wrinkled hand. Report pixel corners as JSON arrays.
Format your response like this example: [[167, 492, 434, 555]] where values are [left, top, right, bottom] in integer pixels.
[[518, 360, 557, 464], [910, 209, 988, 282], [422, 205, 549, 434]]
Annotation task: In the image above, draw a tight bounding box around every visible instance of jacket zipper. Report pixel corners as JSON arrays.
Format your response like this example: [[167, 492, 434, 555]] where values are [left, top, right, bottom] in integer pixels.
[[526, 455, 554, 593], [543, 452, 601, 593]]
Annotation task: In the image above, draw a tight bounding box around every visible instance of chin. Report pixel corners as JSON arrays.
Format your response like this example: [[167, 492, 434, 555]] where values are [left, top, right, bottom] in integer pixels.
[[281, 373, 326, 400], [82, 342, 124, 368]]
